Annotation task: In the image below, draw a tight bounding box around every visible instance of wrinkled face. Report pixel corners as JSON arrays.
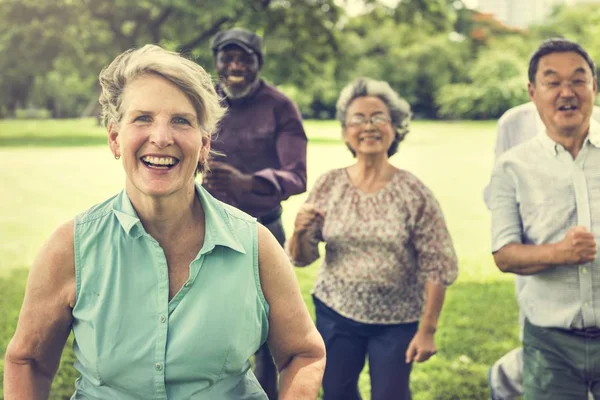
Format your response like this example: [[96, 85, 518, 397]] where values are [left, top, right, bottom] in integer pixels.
[[109, 74, 209, 200], [343, 96, 394, 158], [529, 51, 597, 138], [215, 45, 260, 99]]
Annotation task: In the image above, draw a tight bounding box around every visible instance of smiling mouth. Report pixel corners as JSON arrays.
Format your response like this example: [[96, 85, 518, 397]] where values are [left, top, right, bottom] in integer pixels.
[[359, 135, 382, 142], [141, 156, 179, 169], [558, 105, 578, 111], [227, 75, 245, 84]]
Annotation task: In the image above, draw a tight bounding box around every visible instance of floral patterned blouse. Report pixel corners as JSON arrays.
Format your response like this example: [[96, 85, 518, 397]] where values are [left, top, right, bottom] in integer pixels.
[[292, 167, 458, 324]]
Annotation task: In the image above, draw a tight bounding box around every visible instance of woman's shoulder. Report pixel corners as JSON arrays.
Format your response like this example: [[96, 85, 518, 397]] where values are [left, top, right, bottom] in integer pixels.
[[48, 220, 76, 252], [393, 168, 431, 191], [312, 168, 346, 188], [75, 193, 120, 225], [306, 168, 348, 204], [35, 219, 76, 304], [391, 168, 439, 203], [217, 200, 256, 225]]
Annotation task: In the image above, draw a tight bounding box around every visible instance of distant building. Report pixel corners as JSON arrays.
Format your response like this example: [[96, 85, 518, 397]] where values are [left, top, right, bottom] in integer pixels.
[[478, 0, 599, 28]]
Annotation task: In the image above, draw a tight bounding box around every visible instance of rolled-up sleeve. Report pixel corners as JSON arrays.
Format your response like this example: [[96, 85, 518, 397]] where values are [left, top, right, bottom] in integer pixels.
[[412, 187, 458, 287], [253, 99, 307, 201], [490, 161, 523, 252]]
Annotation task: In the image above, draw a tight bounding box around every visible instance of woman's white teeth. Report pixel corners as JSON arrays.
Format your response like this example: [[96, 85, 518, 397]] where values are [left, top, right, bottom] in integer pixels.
[[142, 156, 176, 166]]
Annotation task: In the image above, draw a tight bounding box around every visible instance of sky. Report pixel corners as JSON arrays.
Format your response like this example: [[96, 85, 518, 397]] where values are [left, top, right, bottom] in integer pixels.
[[335, 0, 479, 16]]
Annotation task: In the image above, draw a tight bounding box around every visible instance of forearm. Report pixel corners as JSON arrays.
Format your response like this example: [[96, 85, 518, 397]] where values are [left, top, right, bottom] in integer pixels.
[[250, 176, 277, 195], [493, 242, 561, 275], [278, 353, 325, 400], [272, 116, 307, 200], [288, 230, 319, 266], [254, 168, 306, 199], [3, 359, 53, 399], [419, 281, 446, 334]]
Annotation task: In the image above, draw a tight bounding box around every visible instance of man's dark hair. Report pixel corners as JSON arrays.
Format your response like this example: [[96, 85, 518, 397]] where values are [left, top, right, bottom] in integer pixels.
[[528, 38, 597, 83]]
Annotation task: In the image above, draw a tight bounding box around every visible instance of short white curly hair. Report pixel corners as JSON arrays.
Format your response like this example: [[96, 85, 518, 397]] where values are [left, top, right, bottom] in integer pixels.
[[336, 77, 411, 158]]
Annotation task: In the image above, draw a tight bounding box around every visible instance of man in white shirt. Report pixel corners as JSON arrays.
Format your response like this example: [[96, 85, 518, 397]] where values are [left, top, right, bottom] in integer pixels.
[[487, 102, 600, 400], [489, 38, 600, 399]]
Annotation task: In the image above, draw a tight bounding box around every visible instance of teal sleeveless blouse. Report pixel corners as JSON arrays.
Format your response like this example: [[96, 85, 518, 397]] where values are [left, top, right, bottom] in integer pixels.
[[70, 184, 269, 399]]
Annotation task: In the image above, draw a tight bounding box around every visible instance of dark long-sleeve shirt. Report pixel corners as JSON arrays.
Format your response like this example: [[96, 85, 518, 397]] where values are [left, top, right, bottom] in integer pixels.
[[206, 80, 308, 218]]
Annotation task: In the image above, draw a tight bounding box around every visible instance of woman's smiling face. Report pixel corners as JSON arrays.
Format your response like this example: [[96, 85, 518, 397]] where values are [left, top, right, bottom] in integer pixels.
[[343, 96, 394, 158], [109, 73, 209, 200]]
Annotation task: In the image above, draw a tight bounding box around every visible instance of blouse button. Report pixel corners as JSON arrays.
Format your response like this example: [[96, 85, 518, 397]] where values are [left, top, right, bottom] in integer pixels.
[[159, 315, 166, 323], [155, 363, 163, 371]]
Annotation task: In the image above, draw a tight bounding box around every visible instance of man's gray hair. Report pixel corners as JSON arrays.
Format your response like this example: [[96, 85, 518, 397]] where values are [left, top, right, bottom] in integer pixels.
[[336, 77, 411, 157]]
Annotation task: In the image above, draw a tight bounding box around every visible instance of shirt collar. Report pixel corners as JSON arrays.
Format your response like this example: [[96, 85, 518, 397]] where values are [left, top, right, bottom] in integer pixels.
[[112, 191, 144, 238], [536, 118, 600, 156], [111, 183, 246, 254], [587, 119, 600, 147], [195, 182, 246, 254]]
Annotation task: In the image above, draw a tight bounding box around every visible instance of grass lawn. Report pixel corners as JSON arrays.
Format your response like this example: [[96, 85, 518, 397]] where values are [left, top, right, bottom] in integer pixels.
[[0, 118, 519, 399]]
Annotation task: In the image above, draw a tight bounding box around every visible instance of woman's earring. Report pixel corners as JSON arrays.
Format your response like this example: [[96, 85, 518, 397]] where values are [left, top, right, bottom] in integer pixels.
[[115, 155, 120, 160]]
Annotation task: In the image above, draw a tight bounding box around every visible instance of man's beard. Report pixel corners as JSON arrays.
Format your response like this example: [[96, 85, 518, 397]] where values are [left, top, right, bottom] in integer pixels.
[[221, 76, 259, 100]]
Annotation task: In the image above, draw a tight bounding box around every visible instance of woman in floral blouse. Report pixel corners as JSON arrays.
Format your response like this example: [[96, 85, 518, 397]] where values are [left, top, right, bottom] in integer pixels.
[[288, 77, 458, 400]]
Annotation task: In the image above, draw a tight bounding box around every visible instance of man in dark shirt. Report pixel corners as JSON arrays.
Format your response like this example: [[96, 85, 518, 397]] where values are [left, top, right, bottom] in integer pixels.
[[204, 27, 308, 399]]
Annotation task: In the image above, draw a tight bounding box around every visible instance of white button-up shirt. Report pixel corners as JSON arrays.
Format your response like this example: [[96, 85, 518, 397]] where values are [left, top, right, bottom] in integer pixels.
[[490, 119, 600, 329]]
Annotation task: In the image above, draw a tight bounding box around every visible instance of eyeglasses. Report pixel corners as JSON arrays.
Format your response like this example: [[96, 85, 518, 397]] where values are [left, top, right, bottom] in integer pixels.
[[346, 115, 391, 127], [540, 78, 592, 92]]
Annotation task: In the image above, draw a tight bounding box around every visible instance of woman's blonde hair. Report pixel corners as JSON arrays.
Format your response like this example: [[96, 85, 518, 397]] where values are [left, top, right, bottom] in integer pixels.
[[98, 44, 225, 172]]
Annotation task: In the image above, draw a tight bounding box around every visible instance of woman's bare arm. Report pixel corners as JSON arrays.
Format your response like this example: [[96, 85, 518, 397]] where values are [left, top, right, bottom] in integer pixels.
[[257, 225, 325, 399], [287, 230, 319, 267], [405, 281, 446, 363], [287, 204, 324, 266], [3, 221, 76, 399]]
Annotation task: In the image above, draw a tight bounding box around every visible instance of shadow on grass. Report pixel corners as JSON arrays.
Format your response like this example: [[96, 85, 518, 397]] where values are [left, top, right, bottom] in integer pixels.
[[0, 270, 520, 399], [0, 136, 107, 147]]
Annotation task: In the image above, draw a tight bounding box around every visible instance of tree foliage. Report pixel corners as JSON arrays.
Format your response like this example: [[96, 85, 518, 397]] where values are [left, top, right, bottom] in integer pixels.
[[1, 0, 599, 120], [436, 51, 529, 119], [530, 3, 600, 71], [0, 0, 340, 118]]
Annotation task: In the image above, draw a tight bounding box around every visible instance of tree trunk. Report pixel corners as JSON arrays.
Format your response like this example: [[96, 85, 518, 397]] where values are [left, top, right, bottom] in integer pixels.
[[81, 89, 102, 124]]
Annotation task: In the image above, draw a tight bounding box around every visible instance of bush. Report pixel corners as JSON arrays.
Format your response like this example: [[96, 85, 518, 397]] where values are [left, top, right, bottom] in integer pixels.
[[436, 79, 529, 120], [435, 51, 529, 119], [14, 108, 52, 119]]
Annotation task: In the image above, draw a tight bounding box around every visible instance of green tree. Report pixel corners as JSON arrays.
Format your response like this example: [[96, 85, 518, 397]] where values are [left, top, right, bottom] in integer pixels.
[[531, 3, 600, 67], [436, 51, 529, 119], [0, 0, 341, 118], [335, 3, 469, 117], [0, 0, 84, 116]]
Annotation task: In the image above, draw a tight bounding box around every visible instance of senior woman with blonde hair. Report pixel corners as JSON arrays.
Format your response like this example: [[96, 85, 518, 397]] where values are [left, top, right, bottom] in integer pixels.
[[288, 77, 458, 400], [3, 44, 325, 399]]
